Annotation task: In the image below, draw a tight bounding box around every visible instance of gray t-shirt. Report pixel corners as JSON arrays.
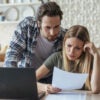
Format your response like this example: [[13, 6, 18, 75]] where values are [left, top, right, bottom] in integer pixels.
[[32, 34, 55, 69]]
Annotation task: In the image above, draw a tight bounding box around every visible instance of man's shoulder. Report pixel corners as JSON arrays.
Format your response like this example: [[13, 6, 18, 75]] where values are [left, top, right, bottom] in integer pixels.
[[60, 27, 68, 34], [18, 16, 37, 27], [58, 27, 68, 38], [14, 17, 39, 40]]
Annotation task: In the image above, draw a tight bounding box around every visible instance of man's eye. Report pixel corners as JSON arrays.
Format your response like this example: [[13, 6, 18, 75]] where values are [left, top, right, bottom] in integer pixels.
[[55, 25, 60, 29]]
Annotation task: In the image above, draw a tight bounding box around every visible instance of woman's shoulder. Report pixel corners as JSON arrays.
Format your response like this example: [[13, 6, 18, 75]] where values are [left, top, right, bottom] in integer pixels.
[[45, 51, 62, 62], [44, 51, 63, 71], [51, 51, 62, 58]]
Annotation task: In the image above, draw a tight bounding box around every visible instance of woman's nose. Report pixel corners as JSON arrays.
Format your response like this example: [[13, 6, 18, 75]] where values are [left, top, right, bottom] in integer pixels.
[[70, 48, 74, 54]]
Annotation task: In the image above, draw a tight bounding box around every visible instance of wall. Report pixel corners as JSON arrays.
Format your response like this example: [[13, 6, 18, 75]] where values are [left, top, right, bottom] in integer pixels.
[[52, 0, 100, 47], [0, 24, 17, 47]]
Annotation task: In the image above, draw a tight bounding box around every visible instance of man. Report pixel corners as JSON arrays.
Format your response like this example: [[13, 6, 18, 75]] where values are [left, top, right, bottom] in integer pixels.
[[4, 2, 66, 83]]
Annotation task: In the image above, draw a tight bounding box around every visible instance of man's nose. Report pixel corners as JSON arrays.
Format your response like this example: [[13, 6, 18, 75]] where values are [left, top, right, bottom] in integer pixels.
[[49, 29, 55, 36]]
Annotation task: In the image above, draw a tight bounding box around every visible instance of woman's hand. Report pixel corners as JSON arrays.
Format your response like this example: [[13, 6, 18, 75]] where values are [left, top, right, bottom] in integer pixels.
[[45, 84, 62, 94], [84, 42, 98, 56]]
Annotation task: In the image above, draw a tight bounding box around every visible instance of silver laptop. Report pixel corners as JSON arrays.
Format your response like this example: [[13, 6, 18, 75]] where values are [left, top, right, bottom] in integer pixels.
[[0, 67, 39, 100]]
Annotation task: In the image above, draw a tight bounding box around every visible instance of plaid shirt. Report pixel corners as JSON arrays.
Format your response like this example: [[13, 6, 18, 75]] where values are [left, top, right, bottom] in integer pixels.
[[4, 17, 67, 68]]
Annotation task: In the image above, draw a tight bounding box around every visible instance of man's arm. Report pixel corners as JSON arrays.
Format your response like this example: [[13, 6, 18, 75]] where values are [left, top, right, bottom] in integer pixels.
[[4, 21, 27, 67]]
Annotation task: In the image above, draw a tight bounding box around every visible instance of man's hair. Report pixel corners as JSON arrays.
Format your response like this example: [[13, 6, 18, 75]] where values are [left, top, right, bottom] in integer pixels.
[[36, 2, 63, 22]]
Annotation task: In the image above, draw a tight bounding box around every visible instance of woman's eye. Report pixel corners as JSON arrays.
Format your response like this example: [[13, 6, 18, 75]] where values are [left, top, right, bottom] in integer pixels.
[[46, 27, 50, 29], [75, 47, 81, 50], [67, 44, 71, 47]]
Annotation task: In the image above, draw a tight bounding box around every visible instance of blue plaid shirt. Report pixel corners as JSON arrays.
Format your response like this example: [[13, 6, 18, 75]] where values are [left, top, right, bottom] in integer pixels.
[[4, 17, 66, 68]]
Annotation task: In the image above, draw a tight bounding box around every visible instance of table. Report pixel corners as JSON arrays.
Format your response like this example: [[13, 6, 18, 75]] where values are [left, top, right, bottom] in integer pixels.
[[41, 90, 100, 100]]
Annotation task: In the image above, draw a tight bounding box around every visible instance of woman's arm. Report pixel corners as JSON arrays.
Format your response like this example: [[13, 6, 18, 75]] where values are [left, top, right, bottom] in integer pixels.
[[84, 42, 100, 93], [36, 64, 61, 93], [91, 52, 100, 93], [36, 64, 50, 92], [36, 64, 50, 81]]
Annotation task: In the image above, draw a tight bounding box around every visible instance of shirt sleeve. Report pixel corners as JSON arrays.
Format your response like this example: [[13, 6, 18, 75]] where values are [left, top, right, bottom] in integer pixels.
[[43, 52, 62, 72], [3, 18, 29, 67]]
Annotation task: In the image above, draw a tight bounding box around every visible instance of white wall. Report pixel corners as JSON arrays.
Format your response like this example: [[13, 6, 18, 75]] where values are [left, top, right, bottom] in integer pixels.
[[53, 0, 100, 47], [0, 24, 17, 47]]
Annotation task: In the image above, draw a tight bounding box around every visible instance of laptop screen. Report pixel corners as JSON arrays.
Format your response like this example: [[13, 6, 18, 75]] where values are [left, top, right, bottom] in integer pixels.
[[0, 67, 38, 100]]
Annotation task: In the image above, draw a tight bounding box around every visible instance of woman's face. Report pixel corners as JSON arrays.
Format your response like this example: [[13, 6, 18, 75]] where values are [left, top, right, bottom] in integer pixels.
[[65, 37, 84, 61]]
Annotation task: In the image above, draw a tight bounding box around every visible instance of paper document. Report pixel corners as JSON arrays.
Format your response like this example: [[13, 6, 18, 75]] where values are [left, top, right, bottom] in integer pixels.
[[52, 67, 88, 90]]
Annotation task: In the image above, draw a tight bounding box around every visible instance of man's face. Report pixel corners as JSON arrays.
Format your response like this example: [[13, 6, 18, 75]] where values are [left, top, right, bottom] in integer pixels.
[[40, 16, 61, 41]]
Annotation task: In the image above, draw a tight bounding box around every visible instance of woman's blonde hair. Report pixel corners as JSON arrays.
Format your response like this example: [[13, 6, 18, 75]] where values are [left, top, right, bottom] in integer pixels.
[[62, 25, 92, 90]]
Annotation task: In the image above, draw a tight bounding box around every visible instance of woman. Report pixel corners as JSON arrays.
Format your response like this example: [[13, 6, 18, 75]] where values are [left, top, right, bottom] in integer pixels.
[[36, 25, 100, 94]]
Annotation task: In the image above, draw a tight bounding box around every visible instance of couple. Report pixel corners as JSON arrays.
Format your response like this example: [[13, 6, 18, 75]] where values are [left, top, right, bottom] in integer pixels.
[[4, 2, 100, 94]]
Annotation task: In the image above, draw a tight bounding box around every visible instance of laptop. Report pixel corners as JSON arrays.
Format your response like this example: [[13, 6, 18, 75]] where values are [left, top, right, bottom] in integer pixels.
[[0, 67, 39, 100]]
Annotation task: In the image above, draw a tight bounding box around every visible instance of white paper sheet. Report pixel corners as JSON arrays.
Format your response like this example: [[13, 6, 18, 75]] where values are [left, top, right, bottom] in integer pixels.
[[52, 67, 88, 90]]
